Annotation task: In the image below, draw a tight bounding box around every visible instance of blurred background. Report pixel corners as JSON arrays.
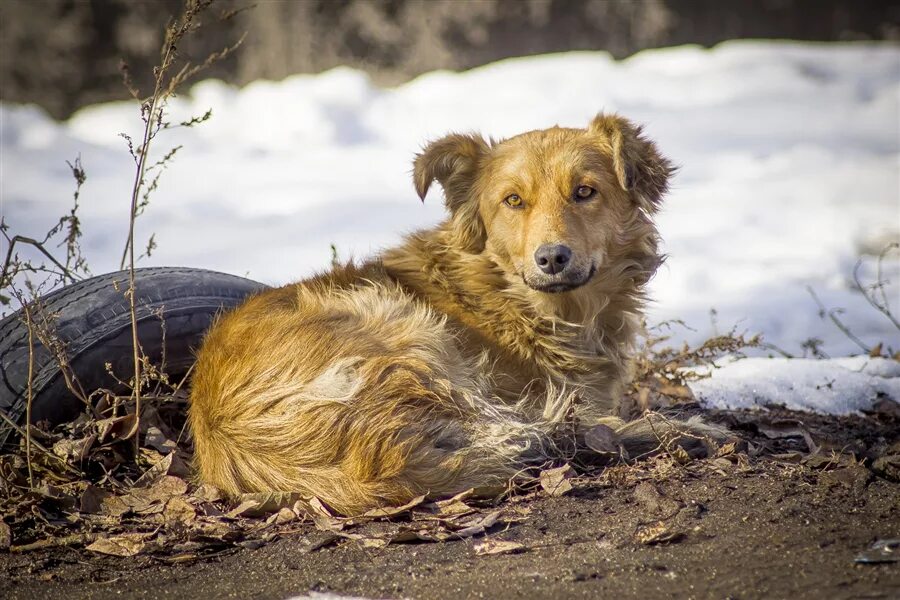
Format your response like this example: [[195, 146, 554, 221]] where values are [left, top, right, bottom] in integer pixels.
[[2, 0, 898, 119]]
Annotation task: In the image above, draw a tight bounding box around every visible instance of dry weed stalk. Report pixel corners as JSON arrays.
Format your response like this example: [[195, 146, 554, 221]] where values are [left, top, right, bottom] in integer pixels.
[[115, 0, 245, 444]]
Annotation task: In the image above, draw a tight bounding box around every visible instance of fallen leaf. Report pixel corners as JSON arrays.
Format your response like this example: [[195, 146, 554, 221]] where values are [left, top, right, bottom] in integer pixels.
[[474, 539, 525, 555], [133, 453, 174, 488], [163, 496, 196, 525], [0, 522, 10, 550], [635, 521, 683, 545], [86, 533, 148, 557], [144, 426, 178, 454], [633, 482, 681, 518], [228, 492, 304, 518], [193, 483, 224, 503], [78, 485, 111, 514], [583, 424, 623, 456], [296, 532, 341, 554], [358, 494, 426, 520], [52, 436, 95, 463], [540, 464, 576, 497], [267, 507, 296, 525], [94, 414, 138, 443], [449, 510, 503, 539]]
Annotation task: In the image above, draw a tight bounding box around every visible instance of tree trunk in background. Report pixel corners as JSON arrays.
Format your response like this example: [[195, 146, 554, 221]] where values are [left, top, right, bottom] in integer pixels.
[[2, 0, 897, 120]]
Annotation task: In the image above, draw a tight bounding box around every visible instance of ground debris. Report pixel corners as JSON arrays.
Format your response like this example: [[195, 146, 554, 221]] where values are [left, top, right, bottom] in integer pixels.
[[540, 464, 576, 497], [473, 538, 526, 555], [634, 521, 684, 545], [855, 539, 900, 564]]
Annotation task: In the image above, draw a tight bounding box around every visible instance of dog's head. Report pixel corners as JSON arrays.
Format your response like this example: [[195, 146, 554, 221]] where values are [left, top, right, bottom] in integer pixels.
[[414, 114, 673, 293]]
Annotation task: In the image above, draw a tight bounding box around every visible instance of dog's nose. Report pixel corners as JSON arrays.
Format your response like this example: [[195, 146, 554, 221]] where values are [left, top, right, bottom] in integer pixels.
[[534, 244, 572, 275]]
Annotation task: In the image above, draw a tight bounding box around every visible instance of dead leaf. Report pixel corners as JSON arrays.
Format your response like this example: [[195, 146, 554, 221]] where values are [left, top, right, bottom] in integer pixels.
[[296, 532, 341, 554], [635, 521, 683, 545], [144, 426, 178, 454], [358, 494, 426, 520], [163, 496, 196, 525], [133, 453, 174, 488], [0, 522, 10, 550], [633, 482, 681, 518], [193, 484, 224, 503], [78, 485, 111, 514], [671, 446, 692, 464], [474, 539, 525, 555], [94, 414, 138, 443], [583, 424, 624, 457], [228, 492, 304, 518], [101, 494, 131, 517], [657, 382, 695, 401], [86, 533, 148, 557], [715, 442, 737, 457], [52, 436, 95, 463], [869, 343, 883, 358], [449, 510, 503, 539], [422, 497, 476, 518], [540, 464, 576, 497], [266, 507, 296, 525]]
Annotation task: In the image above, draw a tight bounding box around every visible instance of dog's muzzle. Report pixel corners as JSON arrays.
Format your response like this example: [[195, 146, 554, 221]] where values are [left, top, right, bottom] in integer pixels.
[[525, 263, 596, 293]]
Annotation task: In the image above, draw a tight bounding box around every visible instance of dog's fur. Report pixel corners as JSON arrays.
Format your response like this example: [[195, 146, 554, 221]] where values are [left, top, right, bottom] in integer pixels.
[[188, 114, 728, 515]]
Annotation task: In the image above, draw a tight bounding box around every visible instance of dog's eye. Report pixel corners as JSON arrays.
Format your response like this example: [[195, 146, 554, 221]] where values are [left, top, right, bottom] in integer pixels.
[[504, 194, 524, 208], [574, 186, 596, 201]]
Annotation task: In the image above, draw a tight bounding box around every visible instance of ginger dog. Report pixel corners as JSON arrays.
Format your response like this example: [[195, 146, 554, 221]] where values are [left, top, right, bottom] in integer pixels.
[[189, 114, 727, 515]]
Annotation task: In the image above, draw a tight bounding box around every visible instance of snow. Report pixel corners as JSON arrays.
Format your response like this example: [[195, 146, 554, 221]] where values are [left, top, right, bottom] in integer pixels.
[[1, 40, 899, 414], [688, 356, 900, 415]]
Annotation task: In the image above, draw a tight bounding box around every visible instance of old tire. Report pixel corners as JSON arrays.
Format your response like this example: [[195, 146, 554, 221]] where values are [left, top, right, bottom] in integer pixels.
[[0, 267, 269, 447]]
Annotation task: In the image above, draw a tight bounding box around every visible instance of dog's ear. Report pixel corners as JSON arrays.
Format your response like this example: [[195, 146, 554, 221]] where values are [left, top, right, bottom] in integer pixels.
[[414, 133, 490, 252], [589, 114, 674, 213]]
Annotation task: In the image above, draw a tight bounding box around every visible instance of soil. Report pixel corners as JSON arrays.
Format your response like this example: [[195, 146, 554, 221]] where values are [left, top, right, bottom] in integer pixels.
[[2, 408, 899, 600]]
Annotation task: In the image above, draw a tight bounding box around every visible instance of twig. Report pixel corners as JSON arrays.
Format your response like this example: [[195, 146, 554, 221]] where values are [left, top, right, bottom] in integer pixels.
[[0, 407, 81, 476], [852, 243, 900, 331], [806, 286, 870, 353], [0, 235, 81, 291], [23, 304, 35, 487]]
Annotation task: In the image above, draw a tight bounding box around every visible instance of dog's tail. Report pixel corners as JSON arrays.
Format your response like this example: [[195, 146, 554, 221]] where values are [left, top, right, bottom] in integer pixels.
[[595, 412, 734, 461]]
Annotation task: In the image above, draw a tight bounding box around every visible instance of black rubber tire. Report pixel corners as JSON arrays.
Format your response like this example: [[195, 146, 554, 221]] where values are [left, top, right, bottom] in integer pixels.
[[0, 267, 269, 446]]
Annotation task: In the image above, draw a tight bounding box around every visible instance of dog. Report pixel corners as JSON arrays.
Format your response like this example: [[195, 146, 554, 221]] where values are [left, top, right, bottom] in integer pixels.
[[188, 113, 728, 515]]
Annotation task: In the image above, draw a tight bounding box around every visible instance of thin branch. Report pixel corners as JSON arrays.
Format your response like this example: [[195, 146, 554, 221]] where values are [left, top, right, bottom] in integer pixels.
[[0, 407, 81, 476], [806, 285, 870, 353], [852, 243, 900, 331]]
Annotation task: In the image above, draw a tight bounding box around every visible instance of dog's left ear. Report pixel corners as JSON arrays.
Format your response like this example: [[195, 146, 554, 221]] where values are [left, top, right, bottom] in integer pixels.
[[589, 114, 674, 213], [414, 133, 490, 252]]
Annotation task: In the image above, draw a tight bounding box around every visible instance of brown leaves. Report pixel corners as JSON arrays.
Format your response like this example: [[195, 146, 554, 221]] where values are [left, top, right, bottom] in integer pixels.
[[87, 533, 149, 557], [540, 464, 576, 497], [474, 539, 525, 555], [0, 522, 11, 550], [635, 521, 683, 545], [227, 492, 306, 519]]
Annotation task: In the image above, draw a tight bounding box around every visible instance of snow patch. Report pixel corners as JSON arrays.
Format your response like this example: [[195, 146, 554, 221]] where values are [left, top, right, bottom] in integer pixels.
[[688, 357, 900, 415]]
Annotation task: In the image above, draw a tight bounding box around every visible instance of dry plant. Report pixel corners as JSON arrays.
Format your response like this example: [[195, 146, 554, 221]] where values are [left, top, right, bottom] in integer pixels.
[[116, 0, 245, 446], [0, 0, 249, 557], [806, 242, 900, 358]]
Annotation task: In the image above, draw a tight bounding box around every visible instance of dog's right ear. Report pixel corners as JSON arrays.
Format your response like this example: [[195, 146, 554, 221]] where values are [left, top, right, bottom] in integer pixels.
[[413, 133, 490, 252], [414, 133, 489, 211]]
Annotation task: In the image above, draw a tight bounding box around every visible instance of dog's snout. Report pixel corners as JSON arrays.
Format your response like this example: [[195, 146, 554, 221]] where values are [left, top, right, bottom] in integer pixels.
[[534, 244, 572, 275]]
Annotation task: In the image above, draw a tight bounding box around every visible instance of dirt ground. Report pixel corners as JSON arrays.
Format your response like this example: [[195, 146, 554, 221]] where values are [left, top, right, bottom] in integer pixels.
[[2, 408, 898, 600]]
